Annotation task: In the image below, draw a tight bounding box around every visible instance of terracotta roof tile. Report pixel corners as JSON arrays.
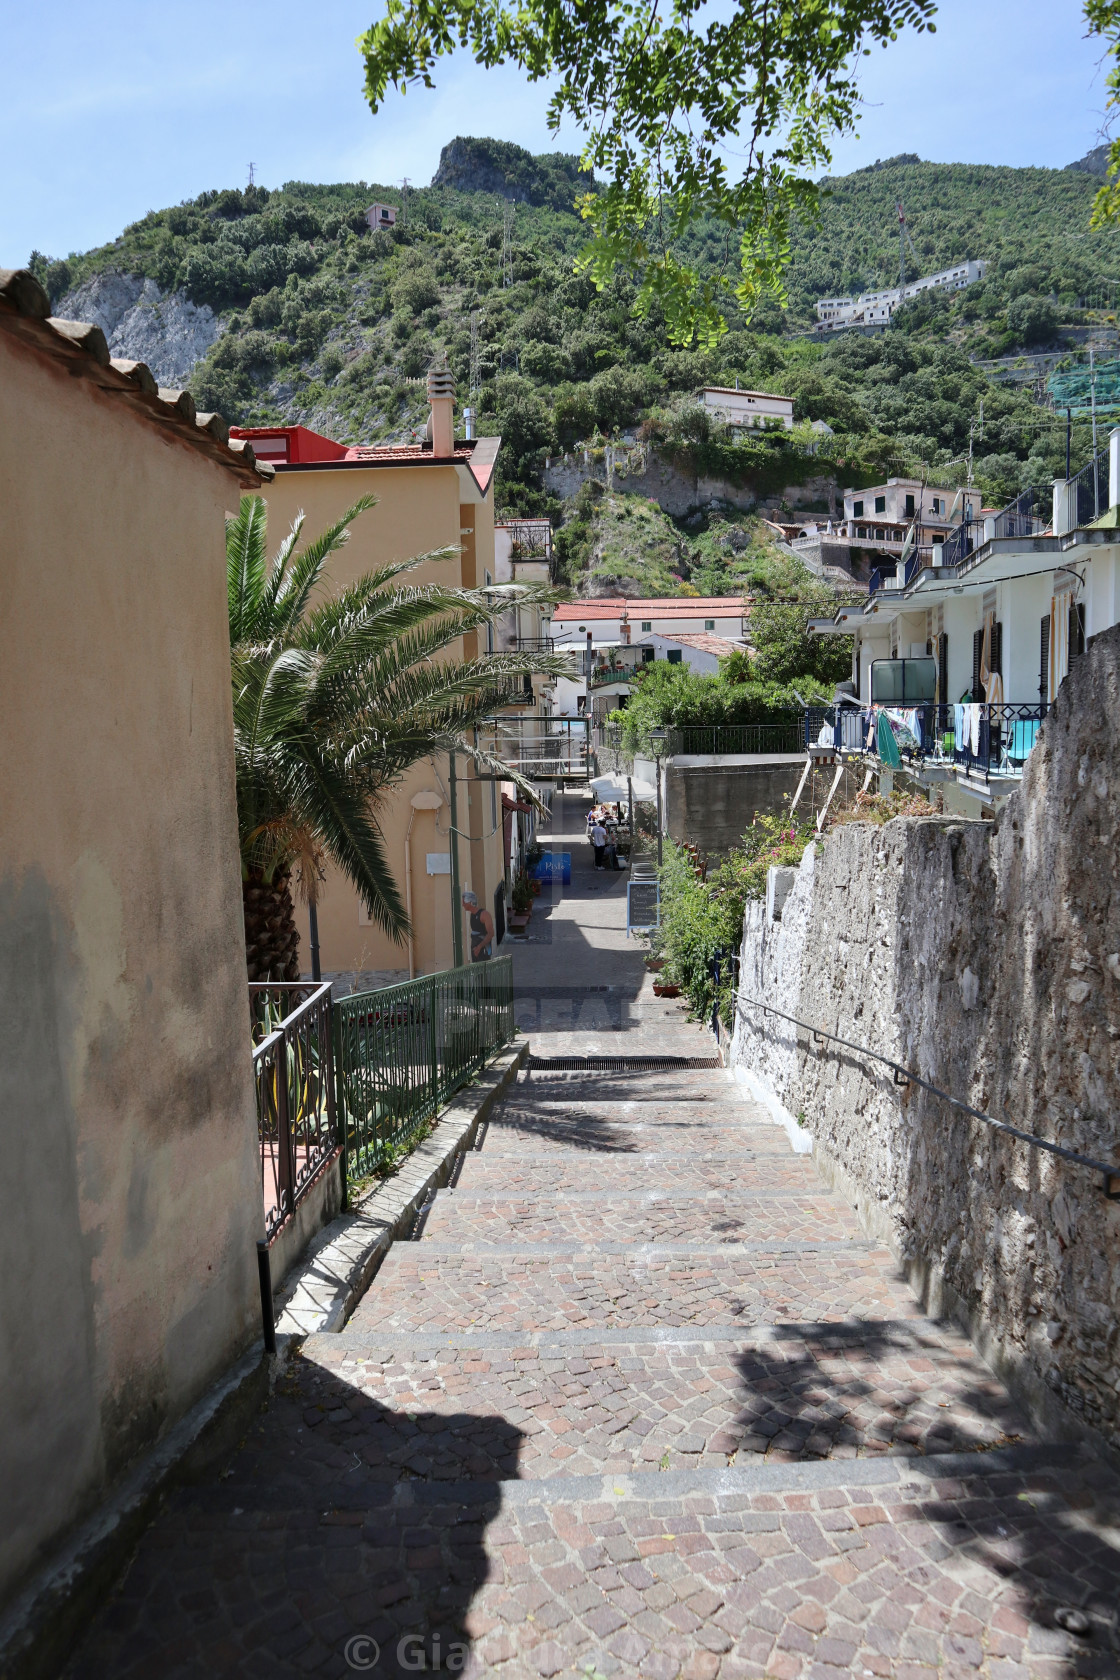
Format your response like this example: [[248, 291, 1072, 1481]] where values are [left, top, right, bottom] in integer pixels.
[[0, 268, 266, 487]]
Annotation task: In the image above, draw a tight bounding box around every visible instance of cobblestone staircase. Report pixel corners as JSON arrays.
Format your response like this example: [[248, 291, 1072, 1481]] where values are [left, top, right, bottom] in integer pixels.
[[66, 1046, 1120, 1678]]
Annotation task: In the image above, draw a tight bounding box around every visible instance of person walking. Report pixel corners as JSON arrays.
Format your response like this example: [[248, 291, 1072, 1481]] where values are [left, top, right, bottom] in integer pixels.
[[590, 816, 608, 870], [461, 890, 494, 962]]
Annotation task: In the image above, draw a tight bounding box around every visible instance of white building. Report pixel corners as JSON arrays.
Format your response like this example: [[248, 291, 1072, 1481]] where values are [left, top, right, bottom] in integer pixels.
[[696, 387, 794, 430], [815, 260, 987, 333], [809, 431, 1120, 817], [552, 596, 749, 649]]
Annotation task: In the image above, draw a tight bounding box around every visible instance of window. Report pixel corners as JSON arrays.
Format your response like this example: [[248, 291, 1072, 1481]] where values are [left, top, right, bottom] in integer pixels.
[[642, 646, 655, 663], [870, 658, 937, 702], [639, 620, 652, 632], [704, 618, 715, 630], [667, 649, 683, 664], [1070, 600, 1086, 663], [858, 526, 867, 539], [931, 496, 942, 515], [853, 500, 864, 518], [874, 495, 886, 514], [875, 528, 885, 541], [904, 494, 915, 517]]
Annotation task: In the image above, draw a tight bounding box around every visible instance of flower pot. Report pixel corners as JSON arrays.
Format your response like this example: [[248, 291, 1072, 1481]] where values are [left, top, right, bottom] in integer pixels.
[[652, 982, 680, 998], [645, 958, 665, 973]]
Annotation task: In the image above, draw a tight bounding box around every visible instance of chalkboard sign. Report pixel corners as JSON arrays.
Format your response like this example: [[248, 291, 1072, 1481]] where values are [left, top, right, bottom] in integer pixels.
[[626, 880, 660, 933], [530, 852, 571, 883]]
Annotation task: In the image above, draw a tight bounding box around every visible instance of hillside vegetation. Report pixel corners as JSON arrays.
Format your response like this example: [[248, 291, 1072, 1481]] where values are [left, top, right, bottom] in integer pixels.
[[30, 141, 1120, 588]]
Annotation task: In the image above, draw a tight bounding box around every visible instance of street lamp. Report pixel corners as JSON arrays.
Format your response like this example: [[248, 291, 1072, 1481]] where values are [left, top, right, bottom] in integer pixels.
[[649, 727, 668, 867]]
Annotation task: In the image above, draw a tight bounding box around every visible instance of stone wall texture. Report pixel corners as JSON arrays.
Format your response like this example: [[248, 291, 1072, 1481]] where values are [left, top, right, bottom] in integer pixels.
[[55, 272, 225, 388], [731, 624, 1120, 1453]]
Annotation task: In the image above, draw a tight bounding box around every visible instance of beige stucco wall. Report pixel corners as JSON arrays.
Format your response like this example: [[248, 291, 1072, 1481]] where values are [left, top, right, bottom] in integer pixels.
[[0, 332, 262, 1605], [259, 460, 506, 977]]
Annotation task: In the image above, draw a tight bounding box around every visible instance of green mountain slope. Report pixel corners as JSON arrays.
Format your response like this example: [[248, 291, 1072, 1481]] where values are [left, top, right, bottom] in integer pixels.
[[30, 140, 1120, 570]]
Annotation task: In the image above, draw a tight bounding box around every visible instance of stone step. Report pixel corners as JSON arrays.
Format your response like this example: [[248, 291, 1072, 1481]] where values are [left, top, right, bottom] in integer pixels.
[[515, 1073, 736, 1102], [474, 1120, 801, 1158], [419, 1188, 863, 1246], [69, 1428, 1101, 1680], [345, 1247, 921, 1337], [451, 1154, 821, 1194], [306, 1316, 1034, 1479]]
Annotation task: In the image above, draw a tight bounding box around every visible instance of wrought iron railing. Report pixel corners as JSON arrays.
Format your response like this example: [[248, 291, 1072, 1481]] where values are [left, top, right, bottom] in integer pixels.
[[939, 518, 978, 570], [667, 719, 805, 755], [1072, 447, 1109, 528], [944, 700, 1051, 777], [335, 957, 515, 1179], [806, 700, 1051, 777], [251, 982, 337, 1242], [589, 662, 636, 688], [989, 485, 1046, 541], [517, 635, 556, 653]]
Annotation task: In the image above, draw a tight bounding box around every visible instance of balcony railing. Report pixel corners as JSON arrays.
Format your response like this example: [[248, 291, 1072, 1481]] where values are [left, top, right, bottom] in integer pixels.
[[589, 662, 637, 688], [335, 958, 514, 1178], [1071, 447, 1109, 527], [516, 635, 556, 653], [668, 720, 805, 755], [989, 485, 1046, 541], [807, 701, 1050, 779], [251, 982, 337, 1242]]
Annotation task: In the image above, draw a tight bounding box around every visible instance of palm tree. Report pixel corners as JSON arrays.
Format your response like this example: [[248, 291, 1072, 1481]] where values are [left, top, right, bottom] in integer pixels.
[[228, 493, 562, 980]]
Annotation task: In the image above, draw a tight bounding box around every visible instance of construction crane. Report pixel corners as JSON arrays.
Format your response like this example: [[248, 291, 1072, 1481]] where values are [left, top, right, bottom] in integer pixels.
[[897, 201, 921, 291]]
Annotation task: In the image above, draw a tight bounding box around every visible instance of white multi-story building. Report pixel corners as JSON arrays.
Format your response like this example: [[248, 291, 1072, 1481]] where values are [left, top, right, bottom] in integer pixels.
[[815, 260, 987, 333], [809, 432, 1120, 817]]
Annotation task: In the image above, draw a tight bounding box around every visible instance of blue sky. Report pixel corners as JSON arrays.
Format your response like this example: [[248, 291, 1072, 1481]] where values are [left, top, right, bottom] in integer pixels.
[[1, 0, 1110, 266]]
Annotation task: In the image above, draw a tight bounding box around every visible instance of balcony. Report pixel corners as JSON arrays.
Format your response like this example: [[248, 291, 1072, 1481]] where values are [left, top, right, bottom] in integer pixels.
[[589, 660, 638, 690], [806, 700, 1051, 783]]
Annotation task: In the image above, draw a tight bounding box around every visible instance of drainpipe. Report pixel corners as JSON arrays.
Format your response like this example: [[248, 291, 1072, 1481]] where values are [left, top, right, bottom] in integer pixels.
[[405, 790, 445, 979], [449, 753, 464, 969]]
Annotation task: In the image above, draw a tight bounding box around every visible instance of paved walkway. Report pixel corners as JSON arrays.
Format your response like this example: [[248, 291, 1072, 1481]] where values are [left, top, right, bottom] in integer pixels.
[[65, 794, 1120, 1678]]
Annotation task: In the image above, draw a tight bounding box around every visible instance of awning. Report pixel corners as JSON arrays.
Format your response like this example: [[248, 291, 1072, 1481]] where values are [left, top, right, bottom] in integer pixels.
[[502, 793, 534, 814], [590, 773, 657, 803]]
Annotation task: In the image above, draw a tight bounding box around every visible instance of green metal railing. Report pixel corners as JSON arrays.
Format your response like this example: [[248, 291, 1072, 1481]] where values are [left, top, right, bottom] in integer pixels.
[[334, 957, 515, 1179]]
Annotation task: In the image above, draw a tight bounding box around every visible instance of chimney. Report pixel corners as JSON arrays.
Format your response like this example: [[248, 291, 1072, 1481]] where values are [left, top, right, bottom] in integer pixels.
[[426, 363, 456, 458]]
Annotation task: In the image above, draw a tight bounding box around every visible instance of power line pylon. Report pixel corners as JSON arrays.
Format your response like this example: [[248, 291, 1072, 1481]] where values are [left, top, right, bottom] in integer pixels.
[[501, 199, 515, 289]]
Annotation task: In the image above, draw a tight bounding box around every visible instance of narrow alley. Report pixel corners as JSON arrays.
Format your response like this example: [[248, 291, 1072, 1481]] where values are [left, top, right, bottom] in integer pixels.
[[66, 795, 1120, 1679]]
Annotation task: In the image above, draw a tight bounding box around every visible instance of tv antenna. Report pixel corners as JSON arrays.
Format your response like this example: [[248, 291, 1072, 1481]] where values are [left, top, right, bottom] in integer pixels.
[[248, 162, 256, 188]]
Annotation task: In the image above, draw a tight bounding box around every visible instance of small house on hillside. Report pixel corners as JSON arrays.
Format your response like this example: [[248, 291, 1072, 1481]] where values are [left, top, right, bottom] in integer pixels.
[[365, 202, 398, 230], [696, 387, 794, 431]]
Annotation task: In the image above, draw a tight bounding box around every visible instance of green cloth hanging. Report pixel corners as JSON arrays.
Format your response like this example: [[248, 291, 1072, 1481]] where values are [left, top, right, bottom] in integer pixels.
[[877, 710, 902, 768]]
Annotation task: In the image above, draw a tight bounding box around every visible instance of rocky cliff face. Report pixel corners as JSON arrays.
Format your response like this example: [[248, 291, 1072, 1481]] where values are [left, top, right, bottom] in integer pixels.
[[54, 272, 225, 388], [732, 624, 1120, 1453], [430, 136, 592, 209]]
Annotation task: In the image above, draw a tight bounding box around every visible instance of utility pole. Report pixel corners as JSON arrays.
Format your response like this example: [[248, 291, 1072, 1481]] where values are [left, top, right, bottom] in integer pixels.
[[448, 751, 464, 968], [1066, 406, 1072, 479], [501, 199, 515, 289], [467, 308, 481, 437], [400, 177, 410, 227]]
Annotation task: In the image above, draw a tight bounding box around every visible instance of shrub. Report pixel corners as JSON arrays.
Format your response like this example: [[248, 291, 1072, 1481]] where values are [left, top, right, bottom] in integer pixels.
[[654, 816, 815, 1024]]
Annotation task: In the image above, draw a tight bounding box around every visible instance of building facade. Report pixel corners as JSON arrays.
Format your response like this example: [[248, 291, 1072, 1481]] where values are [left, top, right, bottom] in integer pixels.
[[0, 269, 264, 1608], [815, 260, 987, 333], [696, 387, 794, 430], [233, 398, 508, 981], [810, 434, 1120, 817]]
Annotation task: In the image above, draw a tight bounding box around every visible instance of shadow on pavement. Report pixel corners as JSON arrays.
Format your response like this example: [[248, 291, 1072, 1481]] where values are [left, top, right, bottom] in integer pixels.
[[62, 1353, 525, 1680]]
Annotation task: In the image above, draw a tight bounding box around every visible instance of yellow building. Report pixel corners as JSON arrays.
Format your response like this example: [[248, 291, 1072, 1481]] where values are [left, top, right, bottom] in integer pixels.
[[233, 379, 508, 982]]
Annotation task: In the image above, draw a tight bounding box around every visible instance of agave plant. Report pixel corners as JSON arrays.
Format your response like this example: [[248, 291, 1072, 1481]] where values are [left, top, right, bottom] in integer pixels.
[[228, 493, 562, 980]]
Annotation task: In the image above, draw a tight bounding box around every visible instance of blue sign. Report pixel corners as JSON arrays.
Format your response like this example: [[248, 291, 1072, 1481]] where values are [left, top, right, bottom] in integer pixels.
[[529, 851, 571, 884]]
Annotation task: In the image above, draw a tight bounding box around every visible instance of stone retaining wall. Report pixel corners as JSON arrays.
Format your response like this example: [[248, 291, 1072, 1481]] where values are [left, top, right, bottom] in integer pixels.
[[731, 625, 1120, 1453]]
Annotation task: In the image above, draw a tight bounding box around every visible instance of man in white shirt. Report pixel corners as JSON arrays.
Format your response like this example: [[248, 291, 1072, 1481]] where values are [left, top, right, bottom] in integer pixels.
[[590, 819, 608, 870]]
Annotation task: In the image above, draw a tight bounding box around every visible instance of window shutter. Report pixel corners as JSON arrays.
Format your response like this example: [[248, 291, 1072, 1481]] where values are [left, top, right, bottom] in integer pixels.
[[1039, 615, 1050, 701], [938, 634, 948, 705], [972, 628, 983, 698], [1070, 601, 1086, 662], [991, 620, 1003, 677]]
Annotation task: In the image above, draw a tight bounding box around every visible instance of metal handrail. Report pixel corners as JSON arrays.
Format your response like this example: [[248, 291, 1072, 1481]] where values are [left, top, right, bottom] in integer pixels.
[[733, 989, 1120, 1198]]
